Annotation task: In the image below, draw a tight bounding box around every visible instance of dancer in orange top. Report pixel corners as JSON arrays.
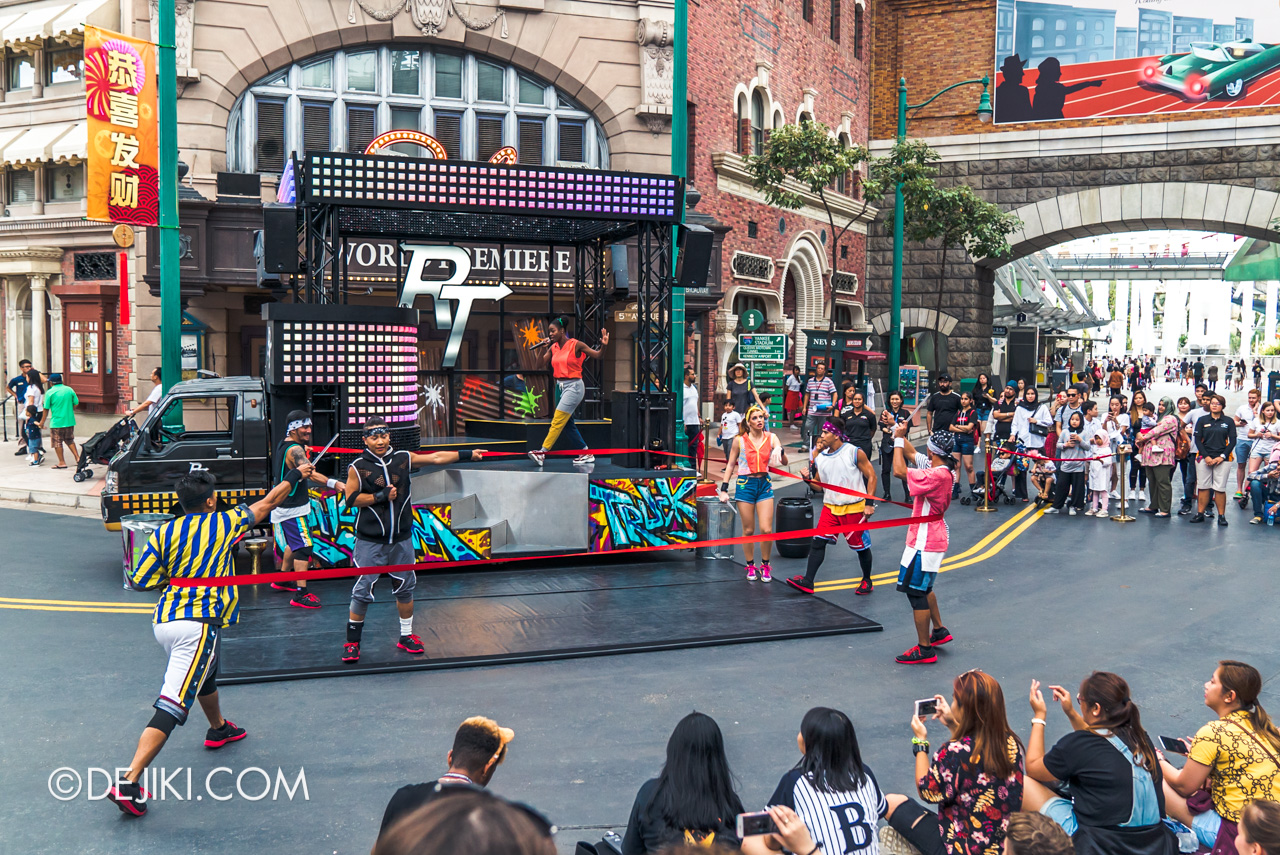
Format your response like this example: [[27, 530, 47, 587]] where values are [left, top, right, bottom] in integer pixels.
[[528, 317, 609, 467], [720, 405, 788, 582]]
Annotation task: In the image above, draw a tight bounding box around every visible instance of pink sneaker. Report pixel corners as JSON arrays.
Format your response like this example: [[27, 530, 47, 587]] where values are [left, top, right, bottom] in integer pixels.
[[745, 563, 757, 581], [759, 564, 772, 583]]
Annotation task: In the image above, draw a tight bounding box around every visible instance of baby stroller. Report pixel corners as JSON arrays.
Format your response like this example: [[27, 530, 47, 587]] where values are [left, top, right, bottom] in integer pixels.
[[981, 440, 1026, 506], [73, 417, 136, 482]]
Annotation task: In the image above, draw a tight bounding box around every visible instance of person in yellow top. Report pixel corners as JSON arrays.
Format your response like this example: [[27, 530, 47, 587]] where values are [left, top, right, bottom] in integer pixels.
[[107, 464, 312, 818], [1160, 660, 1280, 851]]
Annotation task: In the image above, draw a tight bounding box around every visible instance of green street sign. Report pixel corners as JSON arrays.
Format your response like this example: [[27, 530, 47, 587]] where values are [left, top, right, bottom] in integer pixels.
[[740, 309, 765, 331], [737, 333, 788, 362]]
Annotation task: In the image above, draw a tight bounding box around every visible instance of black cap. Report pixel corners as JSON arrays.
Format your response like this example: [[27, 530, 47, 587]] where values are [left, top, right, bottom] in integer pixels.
[[937, 372, 952, 381]]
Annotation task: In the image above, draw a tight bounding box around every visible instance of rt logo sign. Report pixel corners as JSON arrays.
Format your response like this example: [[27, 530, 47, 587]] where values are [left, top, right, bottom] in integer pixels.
[[397, 245, 512, 368]]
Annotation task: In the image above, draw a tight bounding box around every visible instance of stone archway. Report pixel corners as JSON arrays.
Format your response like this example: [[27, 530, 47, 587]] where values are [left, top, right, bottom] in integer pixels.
[[784, 233, 826, 366]]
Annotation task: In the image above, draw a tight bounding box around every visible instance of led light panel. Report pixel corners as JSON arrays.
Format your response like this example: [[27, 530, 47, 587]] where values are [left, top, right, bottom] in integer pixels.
[[302, 153, 681, 224]]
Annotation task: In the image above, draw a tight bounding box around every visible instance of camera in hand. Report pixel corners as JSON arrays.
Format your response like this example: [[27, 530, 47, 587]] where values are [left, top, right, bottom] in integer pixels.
[[915, 698, 939, 717], [736, 811, 779, 837]]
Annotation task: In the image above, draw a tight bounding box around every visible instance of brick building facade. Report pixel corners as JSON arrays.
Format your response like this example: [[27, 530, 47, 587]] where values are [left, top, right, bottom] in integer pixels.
[[688, 0, 876, 402]]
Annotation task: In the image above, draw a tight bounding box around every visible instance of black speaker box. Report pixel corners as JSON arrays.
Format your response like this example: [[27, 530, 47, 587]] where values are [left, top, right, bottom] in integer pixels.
[[263, 206, 300, 273], [610, 391, 676, 468], [676, 224, 714, 290]]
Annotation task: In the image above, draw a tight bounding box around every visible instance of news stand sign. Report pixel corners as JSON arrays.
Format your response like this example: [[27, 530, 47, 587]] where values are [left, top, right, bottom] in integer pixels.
[[85, 27, 158, 226]]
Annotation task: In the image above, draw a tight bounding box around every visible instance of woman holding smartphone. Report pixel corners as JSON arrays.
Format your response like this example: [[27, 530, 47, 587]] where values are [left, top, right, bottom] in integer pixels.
[[882, 670, 1024, 855], [878, 392, 911, 502], [950, 393, 980, 504]]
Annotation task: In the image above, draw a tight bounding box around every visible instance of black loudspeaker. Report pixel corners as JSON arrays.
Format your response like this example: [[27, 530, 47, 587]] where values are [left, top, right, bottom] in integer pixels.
[[609, 244, 630, 294], [610, 391, 677, 468], [263, 205, 300, 273], [216, 172, 261, 197], [676, 224, 714, 290]]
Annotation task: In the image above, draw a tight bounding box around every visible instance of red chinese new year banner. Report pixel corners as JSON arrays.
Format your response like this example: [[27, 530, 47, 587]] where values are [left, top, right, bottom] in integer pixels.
[[85, 26, 158, 226]]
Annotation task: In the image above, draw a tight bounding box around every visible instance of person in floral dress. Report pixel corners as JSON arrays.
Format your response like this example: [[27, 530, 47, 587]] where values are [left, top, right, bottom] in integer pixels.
[[881, 670, 1025, 855]]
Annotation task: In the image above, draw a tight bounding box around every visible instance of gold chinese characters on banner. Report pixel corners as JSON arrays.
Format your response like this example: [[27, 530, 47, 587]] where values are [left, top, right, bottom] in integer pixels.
[[85, 26, 158, 226]]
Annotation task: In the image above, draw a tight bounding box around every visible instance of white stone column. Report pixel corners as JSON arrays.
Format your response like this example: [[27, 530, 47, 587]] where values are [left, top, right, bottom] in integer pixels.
[[1162, 281, 1186, 357], [1114, 280, 1129, 354], [1090, 280, 1111, 344], [1240, 280, 1254, 357], [1266, 281, 1278, 350], [2, 277, 17, 380], [48, 290, 64, 373], [30, 275, 47, 371]]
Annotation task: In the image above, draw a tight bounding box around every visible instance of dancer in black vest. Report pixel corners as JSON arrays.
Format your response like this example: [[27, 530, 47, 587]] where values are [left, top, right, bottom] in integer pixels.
[[271, 411, 343, 609], [340, 416, 486, 663]]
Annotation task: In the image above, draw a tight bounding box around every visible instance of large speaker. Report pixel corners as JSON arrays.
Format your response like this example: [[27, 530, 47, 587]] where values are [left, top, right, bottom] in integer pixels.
[[610, 390, 677, 468], [263, 205, 300, 273], [676, 224, 714, 290]]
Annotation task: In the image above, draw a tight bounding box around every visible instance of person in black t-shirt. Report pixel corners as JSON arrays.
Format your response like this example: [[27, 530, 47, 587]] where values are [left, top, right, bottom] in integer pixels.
[[838, 385, 877, 462], [1022, 672, 1174, 855], [991, 383, 1019, 442], [1191, 394, 1237, 526], [378, 716, 515, 840], [926, 373, 962, 433]]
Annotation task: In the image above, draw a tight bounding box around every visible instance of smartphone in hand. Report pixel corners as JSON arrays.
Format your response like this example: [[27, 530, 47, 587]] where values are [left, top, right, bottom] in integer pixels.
[[736, 811, 779, 837], [1159, 736, 1189, 755]]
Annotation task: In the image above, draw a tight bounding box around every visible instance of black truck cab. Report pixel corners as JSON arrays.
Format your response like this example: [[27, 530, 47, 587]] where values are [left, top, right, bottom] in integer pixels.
[[101, 377, 272, 529]]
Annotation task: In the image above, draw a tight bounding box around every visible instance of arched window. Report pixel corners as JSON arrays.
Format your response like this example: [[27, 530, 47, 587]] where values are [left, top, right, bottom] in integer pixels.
[[737, 93, 749, 154], [1075, 20, 1085, 30], [1095, 19, 1104, 30], [853, 4, 864, 59], [1075, 34, 1084, 45], [1055, 18, 1066, 30], [835, 133, 851, 194], [1031, 17, 1044, 30], [1093, 34, 1103, 45], [228, 46, 607, 173], [750, 90, 765, 156], [1054, 34, 1066, 46], [1031, 35, 1044, 48], [830, 0, 841, 42]]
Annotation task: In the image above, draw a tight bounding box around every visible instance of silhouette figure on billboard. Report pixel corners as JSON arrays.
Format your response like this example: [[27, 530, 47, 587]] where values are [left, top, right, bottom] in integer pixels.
[[995, 54, 1033, 123], [1031, 57, 1104, 120]]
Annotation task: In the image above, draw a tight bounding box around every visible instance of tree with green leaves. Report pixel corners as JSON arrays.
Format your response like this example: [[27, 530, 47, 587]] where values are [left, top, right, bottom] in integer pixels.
[[748, 120, 873, 366], [867, 140, 1021, 367]]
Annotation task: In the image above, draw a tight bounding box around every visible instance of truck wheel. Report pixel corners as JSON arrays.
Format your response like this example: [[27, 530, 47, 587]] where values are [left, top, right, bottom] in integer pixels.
[[1225, 78, 1246, 98]]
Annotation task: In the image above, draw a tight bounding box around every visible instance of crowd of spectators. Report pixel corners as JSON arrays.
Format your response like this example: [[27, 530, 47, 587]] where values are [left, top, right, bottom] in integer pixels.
[[372, 661, 1280, 855]]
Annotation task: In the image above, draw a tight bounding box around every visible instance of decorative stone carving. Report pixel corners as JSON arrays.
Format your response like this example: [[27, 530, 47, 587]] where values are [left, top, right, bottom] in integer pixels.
[[713, 311, 739, 393], [149, 0, 199, 82], [636, 17, 673, 135], [730, 251, 775, 283], [346, 0, 508, 38]]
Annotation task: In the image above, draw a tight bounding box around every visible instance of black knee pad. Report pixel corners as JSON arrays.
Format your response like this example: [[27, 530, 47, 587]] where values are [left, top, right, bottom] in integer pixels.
[[197, 665, 218, 698], [147, 709, 181, 736], [906, 591, 930, 611]]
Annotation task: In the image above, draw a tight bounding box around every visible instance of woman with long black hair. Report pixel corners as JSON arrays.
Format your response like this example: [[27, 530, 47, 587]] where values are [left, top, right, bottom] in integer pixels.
[[1023, 671, 1176, 855], [528, 317, 608, 467], [744, 707, 887, 855], [878, 391, 912, 502], [622, 712, 744, 853]]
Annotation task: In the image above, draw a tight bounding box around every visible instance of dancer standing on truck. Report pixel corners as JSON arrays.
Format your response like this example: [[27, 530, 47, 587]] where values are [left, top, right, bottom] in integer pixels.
[[341, 416, 486, 664], [527, 317, 609, 467], [269, 411, 345, 609]]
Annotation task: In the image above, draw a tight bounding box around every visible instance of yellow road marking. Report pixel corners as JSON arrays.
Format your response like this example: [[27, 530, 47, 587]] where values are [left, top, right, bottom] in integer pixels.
[[815, 507, 1045, 593], [813, 503, 1037, 589], [0, 596, 153, 609]]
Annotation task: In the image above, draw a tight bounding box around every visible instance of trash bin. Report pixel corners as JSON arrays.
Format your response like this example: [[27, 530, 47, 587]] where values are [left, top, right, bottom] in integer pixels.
[[1269, 370, 1280, 402], [775, 497, 814, 559], [696, 495, 737, 559], [120, 513, 174, 590]]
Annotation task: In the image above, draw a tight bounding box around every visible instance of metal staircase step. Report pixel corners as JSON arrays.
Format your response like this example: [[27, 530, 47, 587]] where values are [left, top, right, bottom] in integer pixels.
[[452, 518, 510, 548], [420, 492, 476, 526]]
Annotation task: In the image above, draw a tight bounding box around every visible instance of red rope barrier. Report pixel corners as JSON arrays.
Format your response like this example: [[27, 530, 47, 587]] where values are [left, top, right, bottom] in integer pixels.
[[170, 512, 942, 588]]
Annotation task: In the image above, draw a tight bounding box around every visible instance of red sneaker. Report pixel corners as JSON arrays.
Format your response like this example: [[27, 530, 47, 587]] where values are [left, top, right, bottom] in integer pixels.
[[929, 627, 953, 646], [855, 579, 873, 595], [341, 642, 360, 662], [290, 592, 321, 609], [895, 644, 937, 665], [397, 633, 425, 654], [106, 781, 151, 817], [784, 576, 814, 594]]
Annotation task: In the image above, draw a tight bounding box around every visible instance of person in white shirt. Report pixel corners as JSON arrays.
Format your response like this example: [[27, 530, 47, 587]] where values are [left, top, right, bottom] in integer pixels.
[[718, 398, 744, 453], [1101, 395, 1130, 498], [128, 367, 164, 419], [682, 368, 703, 471], [1233, 389, 1262, 497], [1246, 401, 1280, 480]]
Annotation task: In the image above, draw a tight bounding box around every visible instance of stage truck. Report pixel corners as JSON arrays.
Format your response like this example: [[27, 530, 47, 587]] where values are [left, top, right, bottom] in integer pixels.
[[101, 303, 698, 566]]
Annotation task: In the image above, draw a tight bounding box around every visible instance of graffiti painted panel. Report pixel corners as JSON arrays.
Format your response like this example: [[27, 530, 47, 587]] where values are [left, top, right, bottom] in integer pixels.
[[295, 486, 488, 567], [588, 477, 697, 551]]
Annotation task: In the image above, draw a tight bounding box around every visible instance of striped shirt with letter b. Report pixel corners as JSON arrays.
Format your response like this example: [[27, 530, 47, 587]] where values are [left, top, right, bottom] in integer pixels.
[[131, 504, 255, 627], [767, 766, 887, 855]]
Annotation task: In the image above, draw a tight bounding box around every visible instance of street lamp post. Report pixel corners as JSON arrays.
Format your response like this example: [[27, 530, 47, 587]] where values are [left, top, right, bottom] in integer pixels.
[[887, 76, 992, 392]]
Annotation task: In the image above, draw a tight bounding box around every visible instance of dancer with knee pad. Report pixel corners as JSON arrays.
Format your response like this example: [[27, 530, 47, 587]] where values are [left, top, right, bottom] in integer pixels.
[[891, 425, 956, 665], [108, 465, 312, 817], [785, 415, 878, 595], [270, 410, 342, 609], [341, 417, 485, 663], [527, 317, 609, 467], [720, 404, 788, 581]]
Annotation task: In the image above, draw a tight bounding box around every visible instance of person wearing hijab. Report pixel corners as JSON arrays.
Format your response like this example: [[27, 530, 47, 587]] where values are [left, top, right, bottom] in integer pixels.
[[1134, 397, 1181, 518]]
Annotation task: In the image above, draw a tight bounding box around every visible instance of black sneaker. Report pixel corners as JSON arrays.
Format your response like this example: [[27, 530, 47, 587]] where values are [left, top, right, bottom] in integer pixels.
[[895, 644, 937, 665], [13, 447, 26, 456], [1177, 504, 1192, 516], [929, 626, 953, 646], [784, 575, 815, 594], [1189, 513, 1206, 523], [204, 720, 247, 749], [1217, 516, 1229, 527], [290, 592, 321, 609], [397, 633, 425, 654], [270, 580, 302, 593], [106, 780, 150, 817], [341, 641, 360, 663]]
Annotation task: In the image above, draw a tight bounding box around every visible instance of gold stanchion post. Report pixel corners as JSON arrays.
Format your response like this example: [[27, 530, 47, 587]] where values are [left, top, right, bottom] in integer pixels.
[[1111, 445, 1135, 523], [977, 445, 997, 512]]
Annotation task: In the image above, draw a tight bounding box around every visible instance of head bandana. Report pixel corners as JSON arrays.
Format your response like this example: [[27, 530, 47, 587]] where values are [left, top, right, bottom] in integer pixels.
[[363, 424, 391, 438], [821, 421, 844, 438], [926, 430, 955, 458], [288, 417, 312, 433]]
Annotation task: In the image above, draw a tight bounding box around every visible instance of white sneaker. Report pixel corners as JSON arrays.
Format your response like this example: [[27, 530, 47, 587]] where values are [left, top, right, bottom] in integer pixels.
[[1083, 508, 1095, 516], [1110, 489, 1121, 499], [1069, 507, 1078, 516], [527, 449, 546, 467], [573, 453, 595, 465], [1138, 489, 1147, 501]]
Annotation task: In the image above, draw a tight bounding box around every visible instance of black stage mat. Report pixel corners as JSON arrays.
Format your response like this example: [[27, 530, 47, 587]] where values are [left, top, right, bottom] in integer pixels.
[[219, 558, 879, 684]]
